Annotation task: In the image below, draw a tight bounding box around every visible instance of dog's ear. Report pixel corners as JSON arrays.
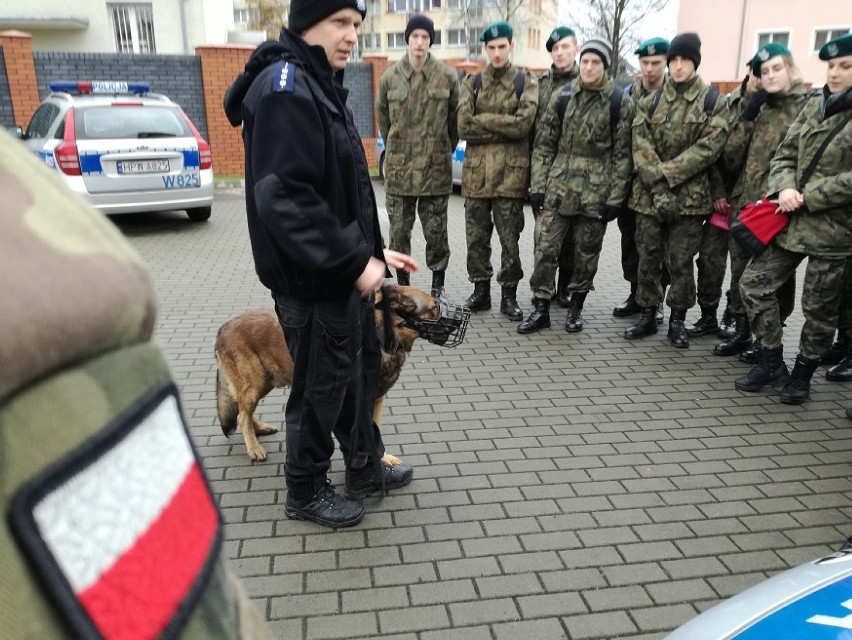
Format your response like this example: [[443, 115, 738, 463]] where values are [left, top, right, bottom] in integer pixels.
[[385, 285, 418, 316]]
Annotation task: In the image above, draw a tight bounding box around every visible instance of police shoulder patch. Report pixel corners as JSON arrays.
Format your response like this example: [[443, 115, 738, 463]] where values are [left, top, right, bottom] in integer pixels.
[[8, 383, 222, 640], [272, 60, 296, 93]]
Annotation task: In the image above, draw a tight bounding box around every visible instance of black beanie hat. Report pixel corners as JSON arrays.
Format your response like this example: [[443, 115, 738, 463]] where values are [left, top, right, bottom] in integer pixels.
[[288, 0, 367, 35], [405, 14, 435, 45], [667, 32, 702, 69]]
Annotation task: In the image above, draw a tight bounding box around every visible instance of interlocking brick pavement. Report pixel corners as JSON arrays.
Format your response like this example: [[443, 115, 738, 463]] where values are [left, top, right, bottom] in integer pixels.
[[115, 182, 852, 639]]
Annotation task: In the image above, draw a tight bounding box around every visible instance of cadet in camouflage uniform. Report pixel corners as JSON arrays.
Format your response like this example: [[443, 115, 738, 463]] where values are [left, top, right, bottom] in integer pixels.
[[737, 32, 852, 406], [624, 33, 729, 349], [823, 258, 852, 380], [458, 20, 539, 320], [0, 129, 272, 640], [715, 45, 804, 359], [535, 26, 580, 308], [520, 38, 635, 334], [615, 37, 670, 320], [377, 14, 460, 303]]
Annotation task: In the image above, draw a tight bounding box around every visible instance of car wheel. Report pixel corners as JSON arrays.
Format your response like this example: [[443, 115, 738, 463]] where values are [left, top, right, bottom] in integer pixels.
[[379, 151, 386, 180], [187, 206, 212, 222]]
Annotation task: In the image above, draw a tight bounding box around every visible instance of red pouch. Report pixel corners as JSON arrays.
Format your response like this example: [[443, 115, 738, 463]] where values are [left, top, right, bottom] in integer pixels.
[[729, 198, 790, 256]]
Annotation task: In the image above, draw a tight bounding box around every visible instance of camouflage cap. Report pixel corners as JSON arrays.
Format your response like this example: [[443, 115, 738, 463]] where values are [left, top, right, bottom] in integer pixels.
[[634, 37, 669, 58], [750, 42, 792, 75], [546, 26, 575, 52], [819, 32, 852, 60], [480, 21, 513, 43]]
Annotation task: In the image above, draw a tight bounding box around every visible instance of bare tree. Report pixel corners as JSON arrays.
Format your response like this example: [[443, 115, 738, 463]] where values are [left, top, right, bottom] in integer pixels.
[[245, 0, 289, 40], [568, 0, 670, 79], [457, 0, 534, 60]]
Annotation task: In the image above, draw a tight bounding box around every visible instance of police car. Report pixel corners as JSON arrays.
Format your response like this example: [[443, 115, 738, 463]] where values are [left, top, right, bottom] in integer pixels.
[[375, 135, 465, 187], [665, 538, 852, 639], [14, 81, 214, 221]]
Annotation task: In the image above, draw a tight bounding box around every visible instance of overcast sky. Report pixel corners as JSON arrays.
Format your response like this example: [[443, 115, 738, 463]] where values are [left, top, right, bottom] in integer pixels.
[[558, 0, 681, 41]]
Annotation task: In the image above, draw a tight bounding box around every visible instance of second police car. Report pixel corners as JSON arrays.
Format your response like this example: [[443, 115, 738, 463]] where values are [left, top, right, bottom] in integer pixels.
[[15, 81, 214, 221]]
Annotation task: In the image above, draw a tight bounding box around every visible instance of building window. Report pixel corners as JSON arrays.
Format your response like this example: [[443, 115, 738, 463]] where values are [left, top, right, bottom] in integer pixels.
[[387, 32, 407, 49], [387, 0, 441, 12], [756, 31, 790, 49], [448, 28, 481, 54], [358, 32, 381, 51], [813, 27, 851, 53], [109, 3, 156, 54], [233, 7, 260, 27]]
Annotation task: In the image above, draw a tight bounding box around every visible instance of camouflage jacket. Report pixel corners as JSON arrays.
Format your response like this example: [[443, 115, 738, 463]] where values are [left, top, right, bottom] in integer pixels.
[[377, 54, 460, 195], [532, 77, 635, 217], [722, 81, 808, 214], [533, 62, 578, 137], [625, 78, 662, 102], [0, 130, 272, 640], [458, 63, 539, 199], [769, 88, 852, 257], [629, 74, 730, 215]]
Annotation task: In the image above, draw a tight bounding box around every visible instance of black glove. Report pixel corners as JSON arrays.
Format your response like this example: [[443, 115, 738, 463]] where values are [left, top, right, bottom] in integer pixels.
[[637, 164, 665, 189], [652, 189, 680, 217], [598, 205, 622, 224], [741, 89, 768, 122], [529, 192, 545, 213]]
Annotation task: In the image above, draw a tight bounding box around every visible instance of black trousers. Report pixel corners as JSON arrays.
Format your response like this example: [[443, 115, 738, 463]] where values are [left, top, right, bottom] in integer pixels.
[[274, 292, 384, 498]]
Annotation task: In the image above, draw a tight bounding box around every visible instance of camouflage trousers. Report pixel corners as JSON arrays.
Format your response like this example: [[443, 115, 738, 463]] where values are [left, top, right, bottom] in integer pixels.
[[555, 224, 575, 295], [728, 234, 796, 319], [387, 194, 450, 271], [695, 222, 728, 309], [465, 197, 525, 286], [530, 210, 604, 298], [635, 212, 704, 310], [617, 208, 671, 288], [741, 243, 847, 360]]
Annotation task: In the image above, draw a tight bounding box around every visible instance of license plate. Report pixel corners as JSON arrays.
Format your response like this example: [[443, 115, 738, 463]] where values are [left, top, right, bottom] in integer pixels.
[[117, 159, 170, 175]]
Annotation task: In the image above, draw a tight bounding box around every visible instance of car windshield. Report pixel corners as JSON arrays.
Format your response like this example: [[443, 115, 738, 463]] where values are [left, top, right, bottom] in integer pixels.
[[76, 105, 191, 140]]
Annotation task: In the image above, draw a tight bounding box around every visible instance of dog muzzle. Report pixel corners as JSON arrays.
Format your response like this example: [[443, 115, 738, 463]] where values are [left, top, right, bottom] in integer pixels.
[[403, 302, 471, 348]]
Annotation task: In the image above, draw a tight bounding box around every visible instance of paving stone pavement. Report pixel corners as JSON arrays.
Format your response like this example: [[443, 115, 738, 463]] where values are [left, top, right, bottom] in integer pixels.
[[116, 183, 852, 640]]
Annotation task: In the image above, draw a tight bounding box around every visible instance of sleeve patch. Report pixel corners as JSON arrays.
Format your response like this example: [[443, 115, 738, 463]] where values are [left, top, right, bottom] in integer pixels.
[[272, 61, 296, 93]]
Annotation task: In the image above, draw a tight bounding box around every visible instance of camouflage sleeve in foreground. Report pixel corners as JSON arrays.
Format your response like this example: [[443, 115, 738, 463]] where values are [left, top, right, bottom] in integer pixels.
[[467, 73, 539, 141], [0, 129, 156, 403], [531, 90, 563, 193], [768, 101, 809, 195], [658, 93, 730, 189], [376, 69, 391, 144], [707, 163, 727, 201], [607, 93, 636, 207], [631, 93, 665, 175]]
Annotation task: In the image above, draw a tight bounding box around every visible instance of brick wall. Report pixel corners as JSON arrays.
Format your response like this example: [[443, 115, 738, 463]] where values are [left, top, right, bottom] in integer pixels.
[[32, 52, 208, 139], [0, 31, 40, 129], [342, 61, 374, 138], [0, 47, 13, 129]]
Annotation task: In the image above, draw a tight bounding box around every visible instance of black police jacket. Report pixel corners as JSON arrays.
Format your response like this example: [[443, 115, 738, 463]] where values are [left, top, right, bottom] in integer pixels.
[[228, 29, 385, 300]]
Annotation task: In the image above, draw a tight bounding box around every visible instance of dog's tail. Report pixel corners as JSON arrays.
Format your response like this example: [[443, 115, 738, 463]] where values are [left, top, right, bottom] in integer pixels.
[[215, 354, 238, 437]]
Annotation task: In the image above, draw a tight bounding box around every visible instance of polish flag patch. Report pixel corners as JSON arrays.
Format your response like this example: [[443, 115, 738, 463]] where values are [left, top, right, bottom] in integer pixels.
[[9, 384, 221, 640]]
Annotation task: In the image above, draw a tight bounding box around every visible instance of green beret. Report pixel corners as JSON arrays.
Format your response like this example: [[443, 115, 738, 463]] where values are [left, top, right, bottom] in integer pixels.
[[819, 32, 852, 60], [750, 42, 792, 74], [546, 26, 575, 52], [480, 21, 513, 43], [634, 37, 669, 58]]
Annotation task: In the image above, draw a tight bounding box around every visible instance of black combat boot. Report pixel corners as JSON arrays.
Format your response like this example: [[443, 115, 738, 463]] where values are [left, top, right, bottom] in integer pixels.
[[613, 284, 641, 317], [822, 336, 851, 365], [557, 287, 571, 308], [500, 285, 523, 321], [780, 354, 820, 405], [396, 269, 410, 286], [344, 460, 414, 500], [847, 407, 852, 421], [285, 480, 365, 528], [713, 315, 752, 356], [518, 298, 551, 334], [827, 355, 852, 382], [739, 340, 760, 364], [686, 305, 719, 337], [668, 309, 689, 348], [623, 306, 658, 340], [430, 270, 448, 306], [718, 292, 734, 338], [656, 302, 664, 325], [564, 291, 587, 333], [464, 281, 491, 311], [735, 345, 789, 392]]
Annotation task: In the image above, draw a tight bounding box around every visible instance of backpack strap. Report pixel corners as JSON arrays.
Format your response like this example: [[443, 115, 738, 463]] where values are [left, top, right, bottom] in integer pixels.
[[703, 85, 720, 116], [610, 87, 624, 138], [513, 71, 525, 100], [798, 111, 852, 190], [647, 87, 664, 119]]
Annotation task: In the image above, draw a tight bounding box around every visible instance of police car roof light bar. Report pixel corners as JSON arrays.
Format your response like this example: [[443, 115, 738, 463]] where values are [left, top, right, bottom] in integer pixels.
[[49, 81, 151, 95]]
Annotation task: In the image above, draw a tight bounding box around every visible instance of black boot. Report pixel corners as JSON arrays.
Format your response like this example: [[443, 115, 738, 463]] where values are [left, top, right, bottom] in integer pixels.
[[847, 407, 852, 421], [557, 287, 571, 308], [344, 460, 414, 500], [687, 305, 718, 337], [718, 292, 734, 338], [739, 341, 759, 364], [613, 284, 641, 317], [430, 270, 448, 306], [518, 298, 551, 334], [780, 354, 820, 405], [396, 269, 410, 286], [714, 315, 752, 356], [668, 309, 689, 348], [822, 337, 851, 365], [735, 345, 789, 392], [464, 281, 491, 312], [623, 306, 658, 340], [564, 291, 587, 333], [285, 480, 365, 528], [500, 285, 523, 321], [656, 302, 664, 325], [827, 355, 852, 382]]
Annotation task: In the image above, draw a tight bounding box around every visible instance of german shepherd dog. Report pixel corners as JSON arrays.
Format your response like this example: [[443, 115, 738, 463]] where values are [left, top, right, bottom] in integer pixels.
[[215, 285, 441, 463]]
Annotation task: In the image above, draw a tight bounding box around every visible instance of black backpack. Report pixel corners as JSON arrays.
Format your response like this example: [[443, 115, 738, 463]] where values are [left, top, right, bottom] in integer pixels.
[[647, 85, 720, 119], [555, 83, 625, 138], [472, 71, 526, 109]]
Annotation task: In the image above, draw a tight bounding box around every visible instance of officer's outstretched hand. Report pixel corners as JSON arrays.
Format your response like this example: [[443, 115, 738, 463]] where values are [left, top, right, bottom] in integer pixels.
[[383, 250, 419, 274], [357, 257, 391, 296], [529, 193, 545, 214]]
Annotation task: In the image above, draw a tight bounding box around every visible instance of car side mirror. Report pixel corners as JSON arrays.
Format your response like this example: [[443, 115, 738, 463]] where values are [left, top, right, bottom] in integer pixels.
[[8, 126, 26, 139]]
